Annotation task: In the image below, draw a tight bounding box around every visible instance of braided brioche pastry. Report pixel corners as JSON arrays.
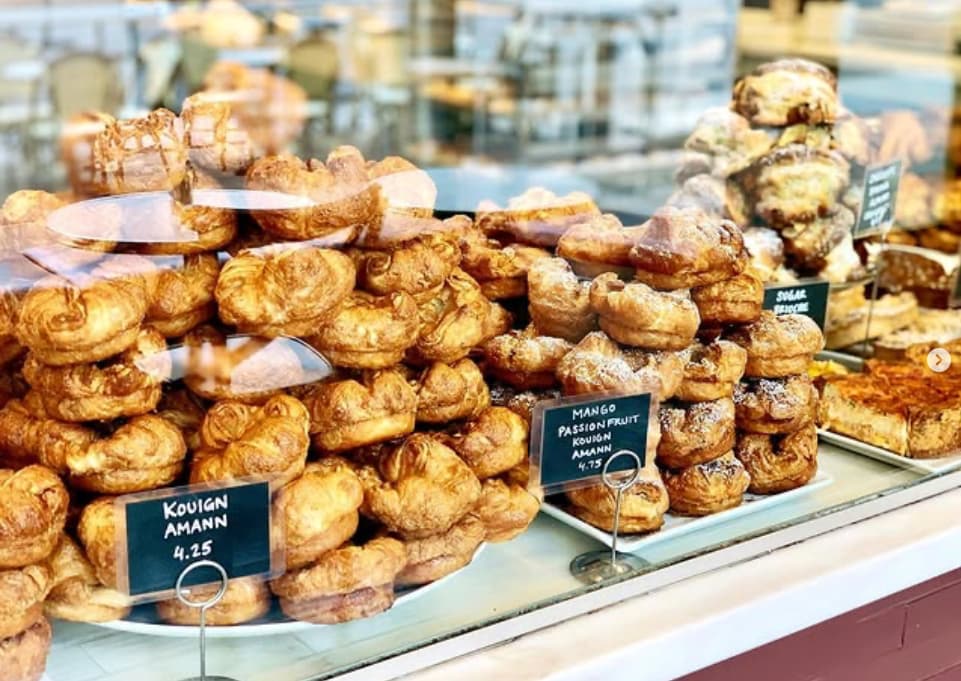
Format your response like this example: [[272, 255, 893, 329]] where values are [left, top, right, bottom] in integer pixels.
[[181, 93, 254, 175], [146, 254, 219, 337], [408, 269, 491, 365], [15, 256, 154, 366], [414, 358, 490, 424], [44, 535, 129, 623], [590, 273, 700, 350], [245, 148, 382, 241], [396, 514, 486, 586], [556, 213, 642, 278], [158, 577, 270, 626], [275, 458, 363, 570], [353, 232, 460, 302], [469, 475, 540, 542], [190, 394, 310, 486], [355, 433, 481, 539], [527, 258, 596, 343], [22, 327, 170, 422], [0, 395, 94, 472], [0, 562, 50, 639], [476, 187, 600, 247], [459, 230, 551, 300], [0, 617, 50, 681], [0, 465, 68, 568], [440, 406, 528, 480], [216, 245, 355, 337], [482, 326, 572, 389], [303, 370, 416, 453], [271, 536, 406, 624]]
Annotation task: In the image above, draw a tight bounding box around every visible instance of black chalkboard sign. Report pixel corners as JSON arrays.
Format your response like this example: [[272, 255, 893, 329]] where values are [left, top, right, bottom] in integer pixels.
[[118, 481, 273, 599], [762, 279, 830, 331], [532, 393, 651, 491], [855, 160, 902, 237]]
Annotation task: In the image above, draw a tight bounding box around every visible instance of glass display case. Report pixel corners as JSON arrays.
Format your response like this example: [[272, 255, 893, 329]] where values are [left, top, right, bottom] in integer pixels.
[[2, 2, 961, 681]]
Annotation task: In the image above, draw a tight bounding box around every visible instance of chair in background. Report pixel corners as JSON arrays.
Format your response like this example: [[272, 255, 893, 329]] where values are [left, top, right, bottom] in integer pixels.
[[286, 35, 339, 156], [48, 52, 120, 119]]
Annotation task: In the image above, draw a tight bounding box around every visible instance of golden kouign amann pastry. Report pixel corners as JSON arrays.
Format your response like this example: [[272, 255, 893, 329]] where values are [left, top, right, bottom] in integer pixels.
[[0, 190, 64, 254], [66, 416, 187, 494], [396, 514, 486, 586], [665, 175, 751, 228], [630, 206, 747, 290], [44, 535, 129, 623], [736, 424, 818, 494], [752, 145, 850, 228], [0, 562, 49, 639], [77, 498, 120, 588], [675, 340, 748, 403], [728, 311, 825, 378], [440, 406, 528, 480], [183, 326, 308, 404], [275, 458, 363, 570], [271, 536, 406, 625], [657, 398, 736, 470], [555, 331, 659, 399], [476, 187, 601, 248], [408, 269, 491, 365], [663, 452, 751, 517], [303, 370, 416, 453], [413, 358, 490, 424], [691, 267, 764, 325], [565, 462, 669, 533], [735, 375, 817, 435], [16, 256, 154, 366], [682, 107, 775, 178], [780, 206, 855, 273], [621, 348, 685, 402], [355, 434, 482, 539], [0, 395, 94, 472], [216, 245, 355, 338], [469, 475, 540, 542], [527, 257, 596, 343], [146, 254, 220, 337], [190, 394, 310, 487], [589, 273, 700, 350], [732, 58, 838, 127], [556, 213, 643, 279], [22, 327, 169, 423], [310, 291, 419, 369], [158, 577, 270, 626], [482, 325, 573, 389], [180, 92, 254, 175], [0, 465, 68, 568], [156, 388, 206, 452], [459, 229, 551, 299], [353, 233, 460, 302], [245, 147, 382, 242], [85, 109, 188, 195], [481, 300, 513, 343], [0, 617, 51, 681]]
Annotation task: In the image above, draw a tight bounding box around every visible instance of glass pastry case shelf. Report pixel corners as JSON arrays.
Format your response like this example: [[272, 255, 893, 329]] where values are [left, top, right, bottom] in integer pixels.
[[44, 443, 931, 681]]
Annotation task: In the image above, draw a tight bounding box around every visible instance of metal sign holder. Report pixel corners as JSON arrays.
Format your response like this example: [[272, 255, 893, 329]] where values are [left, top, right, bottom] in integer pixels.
[[570, 450, 648, 584], [175, 560, 239, 681]]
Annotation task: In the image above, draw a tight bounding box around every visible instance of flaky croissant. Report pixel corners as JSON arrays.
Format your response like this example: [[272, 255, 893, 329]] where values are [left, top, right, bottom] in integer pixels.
[[439, 406, 528, 479], [408, 269, 491, 365], [352, 233, 460, 301], [44, 535, 130, 623], [0, 394, 94, 472], [414, 358, 490, 424], [146, 254, 219, 338]]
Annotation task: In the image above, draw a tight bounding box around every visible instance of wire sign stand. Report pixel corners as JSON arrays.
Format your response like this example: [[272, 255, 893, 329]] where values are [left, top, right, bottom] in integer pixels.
[[175, 560, 238, 681]]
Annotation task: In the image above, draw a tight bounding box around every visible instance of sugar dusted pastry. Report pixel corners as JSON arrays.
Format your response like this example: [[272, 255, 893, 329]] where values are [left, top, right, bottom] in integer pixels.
[[396, 514, 486, 586], [555, 331, 660, 399], [190, 394, 310, 487], [691, 268, 764, 326], [440, 406, 528, 480], [245, 148, 382, 241], [630, 206, 747, 290], [781, 206, 854, 273], [0, 396, 94, 472], [665, 175, 750, 228], [22, 327, 169, 423], [742, 226, 784, 283], [476, 187, 600, 247], [734, 375, 818, 434], [310, 291, 419, 369], [682, 107, 775, 177], [158, 577, 270, 626], [676, 341, 748, 403], [733, 58, 838, 127], [15, 256, 154, 366], [217, 245, 355, 338], [565, 461, 669, 533], [0, 465, 68, 568], [353, 233, 460, 301], [44, 535, 129, 623], [181, 92, 254, 174], [663, 452, 750, 516], [752, 145, 849, 228], [146, 254, 219, 337], [590, 273, 700, 350], [621, 348, 685, 402], [482, 326, 572, 389], [271, 537, 406, 624], [470, 475, 540, 542], [556, 213, 642, 278], [275, 458, 363, 570], [414, 358, 490, 424], [459, 230, 551, 299], [66, 415, 187, 494], [303, 370, 416, 453], [0, 562, 50, 639], [0, 617, 50, 681], [657, 398, 736, 470], [736, 424, 818, 494], [408, 269, 491, 365], [728, 311, 825, 378], [527, 257, 596, 343], [355, 433, 481, 538]]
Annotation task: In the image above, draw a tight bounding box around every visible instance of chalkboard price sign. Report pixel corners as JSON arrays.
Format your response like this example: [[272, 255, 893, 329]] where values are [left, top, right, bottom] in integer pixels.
[[855, 160, 902, 237], [117, 480, 274, 599], [762, 279, 830, 331], [531, 393, 652, 492]]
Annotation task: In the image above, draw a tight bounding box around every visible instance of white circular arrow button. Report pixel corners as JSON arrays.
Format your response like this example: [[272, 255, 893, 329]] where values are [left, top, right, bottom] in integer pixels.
[[928, 348, 951, 373]]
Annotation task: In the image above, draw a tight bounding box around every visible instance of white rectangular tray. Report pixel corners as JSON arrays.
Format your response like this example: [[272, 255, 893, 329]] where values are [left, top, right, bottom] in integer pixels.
[[541, 471, 833, 552], [817, 429, 961, 475]]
